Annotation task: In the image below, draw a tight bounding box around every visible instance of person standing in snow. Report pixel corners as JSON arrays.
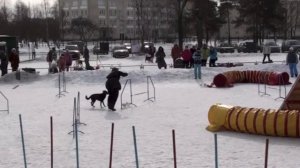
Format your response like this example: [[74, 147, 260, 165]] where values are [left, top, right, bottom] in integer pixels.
[[105, 67, 128, 111], [171, 44, 181, 65], [83, 45, 91, 69], [9, 48, 20, 71], [0, 50, 8, 76], [286, 47, 298, 78], [155, 46, 167, 69], [181, 45, 192, 68], [192, 47, 202, 79], [201, 44, 210, 67], [209, 46, 218, 67]]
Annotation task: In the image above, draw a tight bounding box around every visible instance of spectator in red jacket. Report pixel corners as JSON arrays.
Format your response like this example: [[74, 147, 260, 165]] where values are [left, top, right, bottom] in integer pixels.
[[181, 45, 192, 68], [171, 44, 181, 65], [9, 48, 20, 71]]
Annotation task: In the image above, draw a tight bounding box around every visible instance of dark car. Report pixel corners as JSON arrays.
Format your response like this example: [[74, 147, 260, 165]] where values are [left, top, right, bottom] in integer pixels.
[[112, 45, 129, 58], [93, 42, 109, 55], [281, 40, 300, 53], [217, 43, 235, 53], [237, 41, 260, 53], [65, 45, 81, 60], [263, 41, 281, 53]]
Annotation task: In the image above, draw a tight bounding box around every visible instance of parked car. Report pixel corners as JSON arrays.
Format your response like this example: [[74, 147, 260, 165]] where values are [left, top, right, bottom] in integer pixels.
[[281, 40, 300, 53], [237, 41, 260, 53], [123, 42, 132, 53], [112, 45, 129, 58], [65, 45, 81, 60], [217, 43, 235, 53], [262, 41, 281, 53], [143, 42, 154, 53], [67, 41, 84, 54], [93, 45, 101, 55]]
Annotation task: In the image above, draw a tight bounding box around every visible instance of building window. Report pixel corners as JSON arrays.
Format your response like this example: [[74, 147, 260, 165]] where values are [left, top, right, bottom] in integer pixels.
[[109, 9, 117, 17], [81, 0, 87, 7], [98, 0, 105, 6], [109, 0, 116, 7], [72, 1, 78, 7], [99, 9, 106, 16]]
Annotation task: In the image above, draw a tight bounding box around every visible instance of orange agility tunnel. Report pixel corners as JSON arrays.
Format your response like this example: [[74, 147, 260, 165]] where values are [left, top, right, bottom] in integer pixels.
[[210, 71, 290, 87], [207, 104, 300, 137]]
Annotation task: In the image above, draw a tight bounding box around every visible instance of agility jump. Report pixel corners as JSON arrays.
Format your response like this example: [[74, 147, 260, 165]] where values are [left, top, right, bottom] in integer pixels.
[[120, 76, 155, 109]]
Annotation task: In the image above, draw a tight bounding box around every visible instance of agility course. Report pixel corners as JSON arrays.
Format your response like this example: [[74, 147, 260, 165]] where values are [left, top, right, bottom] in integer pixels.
[[208, 70, 290, 88]]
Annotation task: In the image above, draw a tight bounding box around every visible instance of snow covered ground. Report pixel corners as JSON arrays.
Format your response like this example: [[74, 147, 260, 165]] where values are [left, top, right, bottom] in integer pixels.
[[1, 43, 300, 168]]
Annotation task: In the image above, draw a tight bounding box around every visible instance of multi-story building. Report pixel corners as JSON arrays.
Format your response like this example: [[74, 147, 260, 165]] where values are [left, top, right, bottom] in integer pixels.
[[60, 0, 175, 41]]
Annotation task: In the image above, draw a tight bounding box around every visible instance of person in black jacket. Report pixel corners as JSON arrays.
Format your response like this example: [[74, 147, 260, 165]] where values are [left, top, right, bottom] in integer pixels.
[[286, 47, 299, 77], [105, 67, 128, 111]]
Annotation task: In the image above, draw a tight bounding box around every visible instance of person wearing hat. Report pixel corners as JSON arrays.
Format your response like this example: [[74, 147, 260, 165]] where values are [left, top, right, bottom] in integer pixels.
[[286, 47, 299, 78], [9, 48, 19, 71], [105, 67, 128, 111]]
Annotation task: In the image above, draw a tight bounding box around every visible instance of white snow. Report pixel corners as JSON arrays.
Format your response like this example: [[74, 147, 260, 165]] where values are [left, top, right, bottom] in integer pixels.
[[1, 43, 300, 168]]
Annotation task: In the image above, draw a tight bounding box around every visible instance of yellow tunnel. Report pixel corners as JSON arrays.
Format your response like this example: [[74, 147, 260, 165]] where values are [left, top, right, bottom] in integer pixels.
[[207, 104, 300, 137]]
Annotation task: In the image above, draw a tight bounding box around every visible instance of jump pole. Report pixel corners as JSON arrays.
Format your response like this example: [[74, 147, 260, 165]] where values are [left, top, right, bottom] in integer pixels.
[[19, 114, 27, 168], [172, 129, 177, 168], [109, 123, 114, 168], [264, 139, 269, 168], [214, 134, 219, 168], [50, 116, 53, 168], [132, 126, 139, 168]]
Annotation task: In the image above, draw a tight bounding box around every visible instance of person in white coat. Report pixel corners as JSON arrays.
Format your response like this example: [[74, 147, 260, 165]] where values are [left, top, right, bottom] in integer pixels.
[[262, 45, 271, 63]]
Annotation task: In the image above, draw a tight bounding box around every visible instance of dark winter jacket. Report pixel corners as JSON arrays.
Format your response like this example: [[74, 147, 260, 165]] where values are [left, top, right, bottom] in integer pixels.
[[192, 50, 202, 64], [0, 51, 8, 70], [9, 52, 20, 70], [105, 70, 128, 92], [286, 51, 298, 64], [155, 49, 167, 69], [84, 48, 89, 60]]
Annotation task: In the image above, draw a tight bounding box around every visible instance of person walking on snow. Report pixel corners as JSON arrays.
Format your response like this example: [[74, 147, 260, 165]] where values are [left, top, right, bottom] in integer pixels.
[[262, 44, 272, 63], [192, 47, 202, 79], [155, 46, 167, 69], [286, 47, 298, 78], [105, 67, 128, 111]]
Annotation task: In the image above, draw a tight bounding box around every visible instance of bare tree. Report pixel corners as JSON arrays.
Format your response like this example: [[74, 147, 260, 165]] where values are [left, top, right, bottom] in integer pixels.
[[70, 17, 98, 42]]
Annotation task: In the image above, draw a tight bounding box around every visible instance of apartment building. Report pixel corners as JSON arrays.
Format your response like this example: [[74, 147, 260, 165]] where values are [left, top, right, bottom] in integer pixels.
[[60, 0, 175, 40]]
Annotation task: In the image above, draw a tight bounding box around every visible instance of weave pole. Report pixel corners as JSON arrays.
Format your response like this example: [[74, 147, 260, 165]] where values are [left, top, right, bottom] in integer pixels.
[[172, 129, 177, 168], [50, 116, 53, 168], [19, 114, 27, 168], [132, 126, 139, 168], [109, 123, 114, 168], [75, 117, 80, 168], [214, 134, 219, 168], [264, 139, 269, 168]]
